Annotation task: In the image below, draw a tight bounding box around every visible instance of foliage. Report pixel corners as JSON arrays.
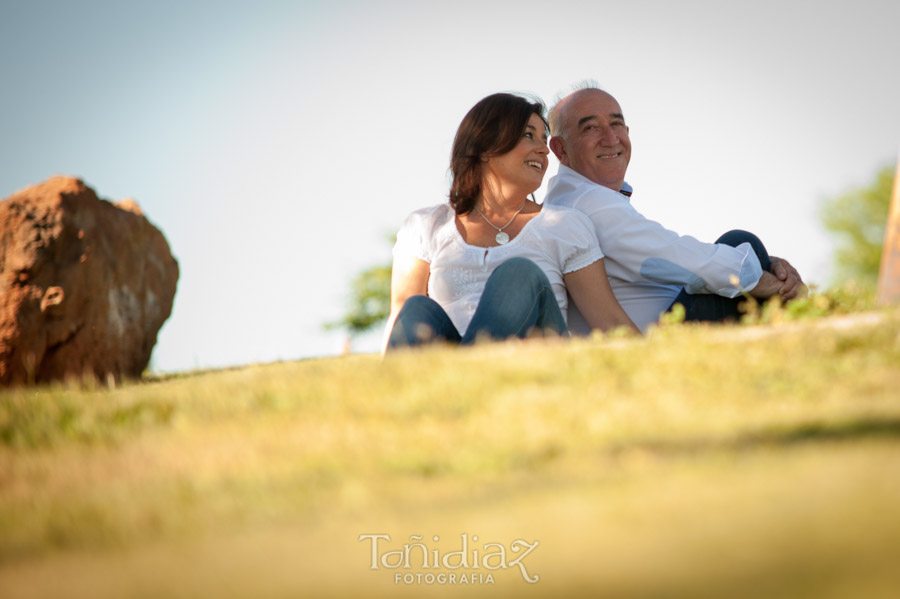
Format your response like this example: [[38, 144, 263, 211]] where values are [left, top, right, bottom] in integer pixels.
[[821, 164, 895, 288], [330, 233, 394, 335], [738, 282, 877, 326], [328, 262, 391, 334]]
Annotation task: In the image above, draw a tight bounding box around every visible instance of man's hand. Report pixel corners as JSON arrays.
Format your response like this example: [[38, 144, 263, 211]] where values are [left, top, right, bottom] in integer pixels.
[[770, 257, 807, 300], [749, 271, 784, 299]]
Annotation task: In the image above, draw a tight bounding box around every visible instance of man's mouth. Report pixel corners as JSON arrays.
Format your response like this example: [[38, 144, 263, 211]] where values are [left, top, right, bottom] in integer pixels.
[[597, 152, 621, 160]]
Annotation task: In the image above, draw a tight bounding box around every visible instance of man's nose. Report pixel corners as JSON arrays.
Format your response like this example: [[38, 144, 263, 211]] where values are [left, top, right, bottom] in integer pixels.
[[598, 125, 619, 144]]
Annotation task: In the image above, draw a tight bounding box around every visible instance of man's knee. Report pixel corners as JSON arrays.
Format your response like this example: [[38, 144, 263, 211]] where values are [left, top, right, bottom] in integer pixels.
[[716, 229, 771, 272], [716, 229, 761, 248]]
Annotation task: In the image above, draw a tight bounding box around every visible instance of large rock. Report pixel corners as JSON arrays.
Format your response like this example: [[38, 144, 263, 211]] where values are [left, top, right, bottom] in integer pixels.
[[0, 176, 178, 385]]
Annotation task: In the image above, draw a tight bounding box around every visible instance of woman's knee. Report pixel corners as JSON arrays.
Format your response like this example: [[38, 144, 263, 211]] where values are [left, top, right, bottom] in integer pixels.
[[490, 257, 550, 289], [398, 294, 436, 314], [390, 295, 458, 347]]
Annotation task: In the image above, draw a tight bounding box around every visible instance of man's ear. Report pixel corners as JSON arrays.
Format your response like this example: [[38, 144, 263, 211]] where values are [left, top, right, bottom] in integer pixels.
[[549, 137, 568, 164]]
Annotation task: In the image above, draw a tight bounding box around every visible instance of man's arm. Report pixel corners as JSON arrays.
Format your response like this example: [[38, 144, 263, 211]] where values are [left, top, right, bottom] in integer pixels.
[[577, 190, 763, 297], [565, 259, 640, 335]]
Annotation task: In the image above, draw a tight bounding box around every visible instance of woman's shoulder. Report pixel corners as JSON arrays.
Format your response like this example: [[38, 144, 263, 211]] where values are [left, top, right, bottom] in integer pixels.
[[401, 203, 454, 228], [395, 203, 456, 251]]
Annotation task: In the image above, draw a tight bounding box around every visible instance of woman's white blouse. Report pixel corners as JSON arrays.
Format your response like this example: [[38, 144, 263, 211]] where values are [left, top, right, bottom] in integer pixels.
[[393, 203, 604, 334]]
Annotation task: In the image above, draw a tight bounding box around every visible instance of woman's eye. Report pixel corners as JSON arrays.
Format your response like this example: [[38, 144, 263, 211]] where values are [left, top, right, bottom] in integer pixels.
[[524, 132, 533, 139]]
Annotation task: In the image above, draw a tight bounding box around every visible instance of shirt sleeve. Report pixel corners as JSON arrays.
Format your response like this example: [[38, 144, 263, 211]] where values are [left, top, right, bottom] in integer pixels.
[[579, 189, 763, 297], [392, 207, 435, 264], [542, 207, 605, 274]]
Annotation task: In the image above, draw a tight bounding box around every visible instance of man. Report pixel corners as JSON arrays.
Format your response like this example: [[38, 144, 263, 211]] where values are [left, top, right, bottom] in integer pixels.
[[544, 84, 805, 333]]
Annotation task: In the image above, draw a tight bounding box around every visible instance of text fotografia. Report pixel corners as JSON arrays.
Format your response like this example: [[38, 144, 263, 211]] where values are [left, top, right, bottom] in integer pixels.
[[358, 533, 540, 584]]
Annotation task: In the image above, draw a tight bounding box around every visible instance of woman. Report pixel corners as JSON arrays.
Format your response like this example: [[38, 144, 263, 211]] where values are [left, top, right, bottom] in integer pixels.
[[384, 93, 638, 352]]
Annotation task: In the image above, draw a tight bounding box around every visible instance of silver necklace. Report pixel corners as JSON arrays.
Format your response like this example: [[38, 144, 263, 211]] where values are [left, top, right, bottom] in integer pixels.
[[476, 199, 527, 245]]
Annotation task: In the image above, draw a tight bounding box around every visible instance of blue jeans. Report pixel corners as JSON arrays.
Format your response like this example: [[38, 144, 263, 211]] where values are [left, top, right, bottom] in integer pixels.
[[668, 229, 772, 322], [387, 257, 568, 349]]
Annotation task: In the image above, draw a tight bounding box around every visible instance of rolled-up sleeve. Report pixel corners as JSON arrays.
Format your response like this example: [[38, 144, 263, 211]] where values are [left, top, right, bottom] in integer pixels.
[[581, 190, 763, 296]]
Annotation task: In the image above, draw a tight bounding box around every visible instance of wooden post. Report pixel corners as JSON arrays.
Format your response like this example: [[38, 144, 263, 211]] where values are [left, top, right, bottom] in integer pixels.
[[876, 153, 900, 305]]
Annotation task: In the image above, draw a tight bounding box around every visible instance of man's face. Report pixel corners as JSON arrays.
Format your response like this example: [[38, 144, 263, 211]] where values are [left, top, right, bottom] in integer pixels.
[[550, 90, 631, 191]]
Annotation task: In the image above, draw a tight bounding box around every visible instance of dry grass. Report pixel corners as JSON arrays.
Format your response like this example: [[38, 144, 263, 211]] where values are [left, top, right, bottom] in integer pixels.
[[1, 301, 899, 598]]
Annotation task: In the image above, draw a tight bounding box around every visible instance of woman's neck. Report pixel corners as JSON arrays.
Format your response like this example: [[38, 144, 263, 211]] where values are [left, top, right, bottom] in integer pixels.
[[478, 180, 532, 216], [477, 195, 528, 217]]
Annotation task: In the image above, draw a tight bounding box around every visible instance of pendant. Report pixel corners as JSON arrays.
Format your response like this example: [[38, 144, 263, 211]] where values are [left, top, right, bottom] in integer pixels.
[[495, 231, 510, 245]]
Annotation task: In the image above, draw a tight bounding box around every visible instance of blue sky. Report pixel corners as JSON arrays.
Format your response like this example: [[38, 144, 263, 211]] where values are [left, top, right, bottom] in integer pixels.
[[2, 0, 898, 372]]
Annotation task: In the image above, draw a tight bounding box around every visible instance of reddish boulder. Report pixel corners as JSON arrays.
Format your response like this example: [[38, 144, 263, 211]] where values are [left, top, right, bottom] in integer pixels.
[[0, 176, 178, 385]]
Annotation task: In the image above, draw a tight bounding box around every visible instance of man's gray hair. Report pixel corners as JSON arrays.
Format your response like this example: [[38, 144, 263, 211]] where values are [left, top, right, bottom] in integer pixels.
[[548, 79, 606, 138]]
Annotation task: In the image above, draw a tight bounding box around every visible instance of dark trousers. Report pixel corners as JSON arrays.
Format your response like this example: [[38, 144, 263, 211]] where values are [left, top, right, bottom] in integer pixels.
[[668, 230, 772, 322], [387, 257, 567, 349]]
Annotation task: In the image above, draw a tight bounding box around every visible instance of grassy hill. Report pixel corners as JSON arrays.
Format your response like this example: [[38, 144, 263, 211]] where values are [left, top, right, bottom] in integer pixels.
[[1, 299, 899, 598]]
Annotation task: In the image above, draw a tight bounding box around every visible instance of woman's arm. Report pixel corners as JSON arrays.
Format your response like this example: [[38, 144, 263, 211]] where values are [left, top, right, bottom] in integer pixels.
[[564, 260, 641, 335], [381, 254, 431, 354]]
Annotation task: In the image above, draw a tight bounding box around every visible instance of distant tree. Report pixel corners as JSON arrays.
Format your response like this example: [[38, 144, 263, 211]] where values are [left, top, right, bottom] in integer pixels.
[[329, 262, 391, 335], [821, 165, 895, 288]]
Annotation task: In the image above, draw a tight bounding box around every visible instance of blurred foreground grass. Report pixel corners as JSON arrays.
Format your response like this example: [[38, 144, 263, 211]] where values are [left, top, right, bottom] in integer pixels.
[[1, 295, 899, 598]]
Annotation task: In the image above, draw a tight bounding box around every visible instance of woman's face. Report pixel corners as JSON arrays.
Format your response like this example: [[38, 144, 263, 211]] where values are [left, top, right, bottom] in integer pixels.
[[483, 113, 550, 196]]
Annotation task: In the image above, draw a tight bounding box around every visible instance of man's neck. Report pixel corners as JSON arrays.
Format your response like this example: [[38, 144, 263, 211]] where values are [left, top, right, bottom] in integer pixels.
[[560, 164, 631, 195]]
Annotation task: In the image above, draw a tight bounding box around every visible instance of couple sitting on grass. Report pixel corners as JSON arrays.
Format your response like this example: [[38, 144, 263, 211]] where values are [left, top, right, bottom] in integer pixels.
[[383, 84, 806, 353]]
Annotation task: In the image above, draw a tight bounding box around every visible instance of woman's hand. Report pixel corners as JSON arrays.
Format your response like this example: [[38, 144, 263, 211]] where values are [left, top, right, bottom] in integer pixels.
[[564, 260, 641, 336]]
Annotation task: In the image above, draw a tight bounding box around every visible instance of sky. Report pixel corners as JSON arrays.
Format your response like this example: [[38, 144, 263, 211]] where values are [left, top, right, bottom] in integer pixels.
[[1, 0, 898, 373]]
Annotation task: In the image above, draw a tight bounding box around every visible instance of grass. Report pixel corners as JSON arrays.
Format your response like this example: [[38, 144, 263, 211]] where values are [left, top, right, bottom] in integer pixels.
[[1, 290, 899, 598]]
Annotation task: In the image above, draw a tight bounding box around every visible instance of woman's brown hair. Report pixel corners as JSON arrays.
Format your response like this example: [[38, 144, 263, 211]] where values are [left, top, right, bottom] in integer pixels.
[[449, 93, 547, 215]]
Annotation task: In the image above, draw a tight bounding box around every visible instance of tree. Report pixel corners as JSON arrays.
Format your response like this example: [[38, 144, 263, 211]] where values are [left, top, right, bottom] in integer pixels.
[[328, 262, 391, 335], [821, 165, 895, 288]]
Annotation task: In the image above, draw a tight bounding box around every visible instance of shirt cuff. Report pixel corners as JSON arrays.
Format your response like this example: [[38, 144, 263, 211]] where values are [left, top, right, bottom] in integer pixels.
[[720, 242, 763, 297]]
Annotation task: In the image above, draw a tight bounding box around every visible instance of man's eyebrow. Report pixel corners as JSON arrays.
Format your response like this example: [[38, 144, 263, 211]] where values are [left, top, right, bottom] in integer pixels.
[[577, 113, 626, 128]]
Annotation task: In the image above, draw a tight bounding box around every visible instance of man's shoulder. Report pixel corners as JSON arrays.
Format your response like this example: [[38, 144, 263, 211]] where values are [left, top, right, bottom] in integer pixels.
[[537, 203, 595, 232], [545, 166, 629, 210], [540, 202, 582, 217], [547, 191, 630, 223]]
